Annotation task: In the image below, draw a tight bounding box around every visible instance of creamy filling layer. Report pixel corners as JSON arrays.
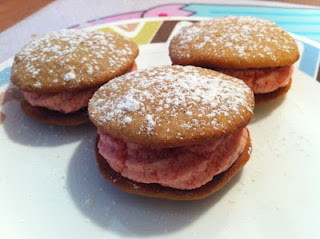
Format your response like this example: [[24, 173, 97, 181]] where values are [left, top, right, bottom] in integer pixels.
[[216, 65, 293, 94], [23, 87, 98, 113], [98, 128, 248, 190]]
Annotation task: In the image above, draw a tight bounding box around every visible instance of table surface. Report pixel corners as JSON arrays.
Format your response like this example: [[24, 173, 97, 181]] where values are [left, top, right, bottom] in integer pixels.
[[0, 0, 320, 62]]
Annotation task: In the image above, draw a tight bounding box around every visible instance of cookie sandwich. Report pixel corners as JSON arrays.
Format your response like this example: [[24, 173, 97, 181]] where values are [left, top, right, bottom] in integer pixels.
[[11, 29, 139, 125], [169, 16, 299, 105], [89, 65, 254, 200]]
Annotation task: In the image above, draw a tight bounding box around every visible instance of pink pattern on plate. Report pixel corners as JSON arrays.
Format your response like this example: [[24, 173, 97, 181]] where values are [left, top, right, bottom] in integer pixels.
[[143, 4, 192, 18], [71, 4, 192, 29]]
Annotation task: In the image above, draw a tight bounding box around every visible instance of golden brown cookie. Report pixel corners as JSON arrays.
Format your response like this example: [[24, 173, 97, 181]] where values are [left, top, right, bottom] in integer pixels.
[[169, 16, 299, 69], [95, 133, 252, 200], [89, 65, 254, 148], [11, 29, 139, 93]]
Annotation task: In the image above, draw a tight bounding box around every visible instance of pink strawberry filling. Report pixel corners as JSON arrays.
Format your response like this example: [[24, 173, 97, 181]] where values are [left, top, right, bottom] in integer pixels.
[[98, 128, 248, 190], [23, 87, 98, 113], [217, 65, 293, 94]]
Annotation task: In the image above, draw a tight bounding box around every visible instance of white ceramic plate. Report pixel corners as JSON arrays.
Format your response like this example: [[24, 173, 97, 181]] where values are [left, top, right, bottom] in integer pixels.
[[1, 17, 320, 239]]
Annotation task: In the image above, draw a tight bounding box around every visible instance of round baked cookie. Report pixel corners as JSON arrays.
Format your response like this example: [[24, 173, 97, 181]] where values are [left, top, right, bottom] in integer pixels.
[[169, 16, 299, 104], [10, 29, 139, 125], [89, 65, 254, 147], [89, 65, 254, 200], [11, 29, 139, 93], [169, 16, 299, 69]]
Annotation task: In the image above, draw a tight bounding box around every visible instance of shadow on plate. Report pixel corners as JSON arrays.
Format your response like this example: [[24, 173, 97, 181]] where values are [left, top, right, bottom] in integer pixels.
[[250, 96, 286, 125], [67, 137, 243, 237], [1, 86, 95, 147]]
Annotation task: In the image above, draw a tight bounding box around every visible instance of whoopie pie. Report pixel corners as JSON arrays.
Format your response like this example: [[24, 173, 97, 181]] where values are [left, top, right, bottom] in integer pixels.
[[89, 65, 254, 200], [11, 29, 138, 125]]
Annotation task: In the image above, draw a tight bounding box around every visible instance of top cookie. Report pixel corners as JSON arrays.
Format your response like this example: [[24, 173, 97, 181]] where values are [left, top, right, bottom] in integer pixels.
[[89, 65, 254, 148], [11, 29, 139, 93], [169, 16, 299, 69]]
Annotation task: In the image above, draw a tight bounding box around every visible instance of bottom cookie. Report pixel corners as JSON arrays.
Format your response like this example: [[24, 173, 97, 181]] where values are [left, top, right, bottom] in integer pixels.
[[95, 133, 252, 200], [255, 78, 292, 105], [21, 97, 89, 126]]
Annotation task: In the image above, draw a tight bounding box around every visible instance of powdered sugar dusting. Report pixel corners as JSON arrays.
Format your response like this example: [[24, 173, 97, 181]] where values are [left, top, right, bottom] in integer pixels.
[[34, 81, 42, 88], [123, 116, 132, 124], [87, 67, 93, 75], [145, 114, 156, 133], [12, 29, 136, 89], [63, 70, 76, 81], [170, 16, 298, 66], [115, 93, 141, 113], [89, 66, 254, 138]]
